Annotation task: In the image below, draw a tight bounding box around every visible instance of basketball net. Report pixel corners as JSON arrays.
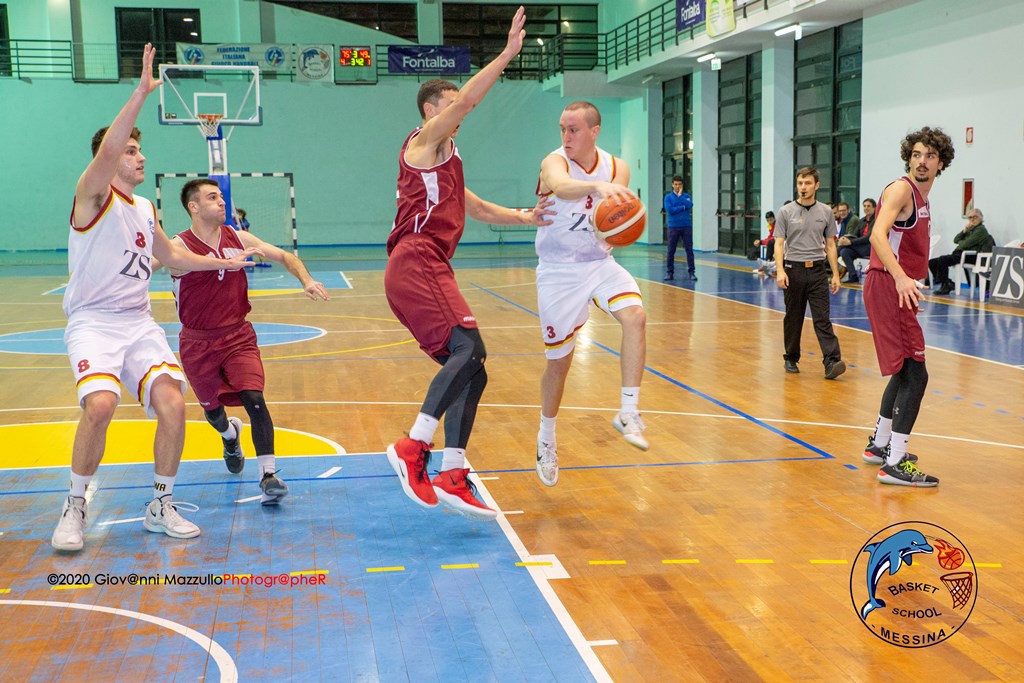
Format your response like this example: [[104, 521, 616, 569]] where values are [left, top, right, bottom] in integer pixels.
[[197, 114, 228, 176], [940, 571, 973, 610]]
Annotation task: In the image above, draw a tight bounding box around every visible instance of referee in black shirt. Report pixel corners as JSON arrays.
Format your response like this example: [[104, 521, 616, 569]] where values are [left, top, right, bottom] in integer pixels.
[[773, 167, 847, 379]]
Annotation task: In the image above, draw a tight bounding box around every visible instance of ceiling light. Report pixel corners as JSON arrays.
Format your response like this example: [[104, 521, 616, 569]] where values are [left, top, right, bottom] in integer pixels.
[[183, 18, 193, 23], [536, 37, 544, 45], [774, 24, 802, 40], [696, 53, 716, 63], [562, 20, 570, 28]]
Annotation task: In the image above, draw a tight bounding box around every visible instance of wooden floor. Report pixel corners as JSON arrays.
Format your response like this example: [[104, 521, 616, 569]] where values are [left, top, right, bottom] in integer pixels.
[[1, 249, 1022, 681]]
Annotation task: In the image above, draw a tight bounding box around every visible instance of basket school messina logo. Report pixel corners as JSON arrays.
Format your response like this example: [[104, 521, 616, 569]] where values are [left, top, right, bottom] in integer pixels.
[[849, 522, 977, 648]]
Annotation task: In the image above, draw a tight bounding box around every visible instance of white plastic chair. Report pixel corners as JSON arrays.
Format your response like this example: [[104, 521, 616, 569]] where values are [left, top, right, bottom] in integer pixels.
[[952, 250, 978, 297], [923, 233, 942, 287]]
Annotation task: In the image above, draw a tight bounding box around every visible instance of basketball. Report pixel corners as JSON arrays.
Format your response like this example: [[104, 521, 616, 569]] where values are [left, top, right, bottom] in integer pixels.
[[934, 538, 966, 570], [592, 195, 646, 247]]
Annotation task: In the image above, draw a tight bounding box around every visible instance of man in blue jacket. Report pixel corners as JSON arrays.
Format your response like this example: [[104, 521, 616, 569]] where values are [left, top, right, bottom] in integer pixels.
[[663, 175, 696, 281]]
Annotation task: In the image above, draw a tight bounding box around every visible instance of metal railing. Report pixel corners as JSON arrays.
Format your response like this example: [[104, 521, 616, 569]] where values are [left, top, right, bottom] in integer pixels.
[[1, 3, 774, 84]]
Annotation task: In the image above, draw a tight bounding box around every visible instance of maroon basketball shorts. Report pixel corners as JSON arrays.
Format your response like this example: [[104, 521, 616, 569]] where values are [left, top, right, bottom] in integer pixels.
[[863, 269, 926, 376], [179, 321, 265, 409], [384, 236, 478, 359]]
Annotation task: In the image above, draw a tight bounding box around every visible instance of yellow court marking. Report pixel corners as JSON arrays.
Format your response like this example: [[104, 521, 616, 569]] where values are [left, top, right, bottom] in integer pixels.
[[589, 560, 626, 566], [0, 420, 342, 470], [515, 561, 553, 567], [441, 564, 480, 570], [662, 559, 700, 565], [150, 289, 303, 301], [290, 570, 329, 576], [736, 559, 774, 564], [0, 588, 10, 594], [810, 560, 849, 565], [51, 584, 93, 591], [975, 563, 1002, 568], [365, 566, 405, 573], [267, 337, 417, 361]]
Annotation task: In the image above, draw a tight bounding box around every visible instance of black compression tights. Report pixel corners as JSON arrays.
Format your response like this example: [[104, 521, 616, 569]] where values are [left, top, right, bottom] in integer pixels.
[[204, 390, 275, 455], [878, 358, 929, 434], [421, 326, 488, 450]]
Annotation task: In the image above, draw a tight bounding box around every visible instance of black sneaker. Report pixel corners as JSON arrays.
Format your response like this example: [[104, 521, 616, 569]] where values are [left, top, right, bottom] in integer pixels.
[[688, 273, 698, 281], [934, 281, 954, 295], [862, 438, 918, 465], [223, 416, 245, 474], [663, 274, 674, 281], [260, 471, 289, 505], [784, 359, 799, 373], [878, 457, 938, 487], [824, 360, 847, 380]]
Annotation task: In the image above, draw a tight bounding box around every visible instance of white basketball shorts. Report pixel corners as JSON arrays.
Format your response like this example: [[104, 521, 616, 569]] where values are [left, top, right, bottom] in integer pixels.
[[536, 257, 643, 360], [65, 311, 187, 417]]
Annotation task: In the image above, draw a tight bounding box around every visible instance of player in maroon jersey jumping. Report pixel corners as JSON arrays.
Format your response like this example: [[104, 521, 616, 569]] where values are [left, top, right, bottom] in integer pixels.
[[166, 178, 328, 504], [384, 6, 553, 520], [861, 127, 954, 487]]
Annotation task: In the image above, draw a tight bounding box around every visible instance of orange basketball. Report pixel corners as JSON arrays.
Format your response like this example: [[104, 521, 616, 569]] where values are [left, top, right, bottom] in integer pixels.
[[934, 538, 965, 570], [592, 195, 646, 247]]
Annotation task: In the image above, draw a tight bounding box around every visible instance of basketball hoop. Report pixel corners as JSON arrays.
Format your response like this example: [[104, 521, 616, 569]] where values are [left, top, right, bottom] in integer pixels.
[[940, 571, 974, 610], [197, 113, 224, 139]]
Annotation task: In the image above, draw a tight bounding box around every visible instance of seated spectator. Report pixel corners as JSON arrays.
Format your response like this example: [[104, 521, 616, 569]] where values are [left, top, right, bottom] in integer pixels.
[[747, 211, 777, 273], [837, 201, 860, 238], [928, 208, 995, 295], [836, 198, 876, 283]]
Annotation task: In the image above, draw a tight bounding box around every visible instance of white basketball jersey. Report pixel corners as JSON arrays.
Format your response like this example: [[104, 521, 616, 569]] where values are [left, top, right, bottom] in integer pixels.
[[535, 147, 616, 264], [63, 186, 158, 317]]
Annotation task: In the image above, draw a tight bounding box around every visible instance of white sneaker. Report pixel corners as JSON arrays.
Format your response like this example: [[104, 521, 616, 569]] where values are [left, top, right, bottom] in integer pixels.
[[536, 437, 559, 487], [612, 411, 649, 450], [144, 496, 200, 539], [52, 495, 88, 551]]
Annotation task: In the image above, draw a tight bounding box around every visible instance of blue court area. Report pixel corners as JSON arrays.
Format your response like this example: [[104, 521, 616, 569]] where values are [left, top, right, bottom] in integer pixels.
[[1, 455, 596, 682], [0, 322, 323, 355]]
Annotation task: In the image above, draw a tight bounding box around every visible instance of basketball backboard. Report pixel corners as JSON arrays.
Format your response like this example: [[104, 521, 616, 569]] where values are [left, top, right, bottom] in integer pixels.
[[158, 64, 262, 127]]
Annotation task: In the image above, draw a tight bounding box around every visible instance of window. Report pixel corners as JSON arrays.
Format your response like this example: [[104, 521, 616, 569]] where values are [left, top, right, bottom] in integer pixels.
[[717, 54, 762, 254], [443, 4, 598, 80], [0, 4, 10, 77], [793, 21, 862, 207], [264, 2, 417, 42], [662, 75, 693, 240], [115, 8, 201, 78]]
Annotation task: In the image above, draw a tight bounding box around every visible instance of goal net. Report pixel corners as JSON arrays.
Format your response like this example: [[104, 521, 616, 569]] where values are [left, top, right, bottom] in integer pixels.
[[155, 172, 298, 255]]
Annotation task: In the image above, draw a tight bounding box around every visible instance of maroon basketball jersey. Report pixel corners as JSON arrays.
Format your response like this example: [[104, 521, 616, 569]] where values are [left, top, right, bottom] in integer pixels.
[[867, 176, 931, 280], [387, 128, 466, 259], [171, 226, 251, 330]]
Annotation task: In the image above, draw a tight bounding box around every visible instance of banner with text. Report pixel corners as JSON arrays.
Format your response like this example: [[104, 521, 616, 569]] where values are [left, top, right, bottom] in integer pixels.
[[176, 43, 293, 73], [296, 45, 334, 82], [705, 0, 736, 38], [387, 45, 471, 74], [988, 246, 1024, 308], [676, 0, 705, 31]]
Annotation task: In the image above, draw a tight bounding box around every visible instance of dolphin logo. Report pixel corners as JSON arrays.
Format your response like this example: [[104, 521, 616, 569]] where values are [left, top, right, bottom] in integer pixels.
[[861, 529, 933, 619]]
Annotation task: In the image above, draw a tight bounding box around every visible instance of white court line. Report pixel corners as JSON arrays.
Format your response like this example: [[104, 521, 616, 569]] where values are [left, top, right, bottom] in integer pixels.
[[317, 466, 342, 478], [466, 462, 613, 683], [235, 495, 261, 503], [477, 476, 500, 480], [0, 600, 237, 682], [98, 517, 145, 526], [587, 640, 619, 647], [502, 510, 524, 515], [337, 271, 353, 288]]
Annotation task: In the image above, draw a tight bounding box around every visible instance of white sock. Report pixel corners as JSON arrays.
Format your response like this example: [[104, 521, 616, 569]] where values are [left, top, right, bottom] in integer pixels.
[[70, 472, 92, 498], [219, 421, 238, 441], [872, 416, 893, 449], [409, 413, 439, 444], [621, 387, 641, 414], [539, 413, 557, 443], [257, 454, 276, 477], [153, 474, 175, 500], [441, 447, 465, 472], [886, 432, 910, 466]]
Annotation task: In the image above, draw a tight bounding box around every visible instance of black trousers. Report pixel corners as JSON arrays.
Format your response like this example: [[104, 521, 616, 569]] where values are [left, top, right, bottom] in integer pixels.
[[839, 243, 870, 278], [666, 226, 695, 276], [782, 261, 841, 365], [928, 252, 976, 286]]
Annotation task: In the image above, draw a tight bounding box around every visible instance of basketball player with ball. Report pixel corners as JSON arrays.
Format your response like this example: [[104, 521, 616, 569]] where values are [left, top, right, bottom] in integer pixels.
[[533, 101, 650, 487]]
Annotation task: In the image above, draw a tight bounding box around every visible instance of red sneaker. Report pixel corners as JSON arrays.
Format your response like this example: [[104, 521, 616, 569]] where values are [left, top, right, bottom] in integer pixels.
[[432, 468, 498, 521], [386, 438, 438, 508]]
